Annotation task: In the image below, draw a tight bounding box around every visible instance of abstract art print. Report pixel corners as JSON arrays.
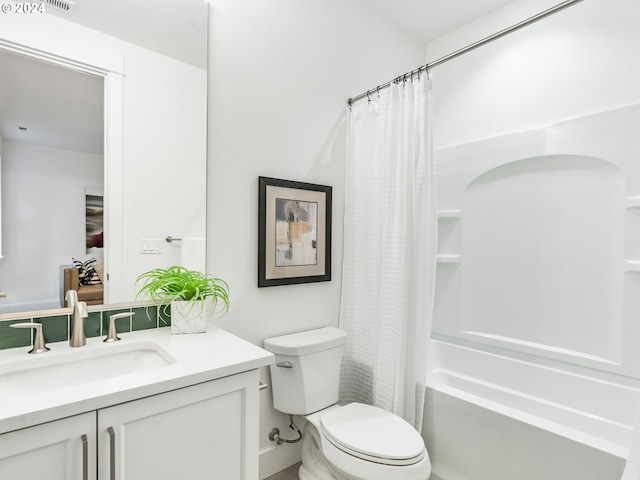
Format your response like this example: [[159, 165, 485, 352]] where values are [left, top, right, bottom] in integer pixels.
[[258, 177, 332, 287]]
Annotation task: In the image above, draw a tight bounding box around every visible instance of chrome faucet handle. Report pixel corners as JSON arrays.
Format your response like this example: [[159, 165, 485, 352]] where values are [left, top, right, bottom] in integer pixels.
[[70, 301, 88, 348], [10, 323, 50, 354], [104, 312, 135, 343]]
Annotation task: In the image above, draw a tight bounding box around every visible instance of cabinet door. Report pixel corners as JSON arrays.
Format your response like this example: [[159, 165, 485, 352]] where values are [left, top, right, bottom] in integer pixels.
[[0, 412, 97, 480], [98, 370, 259, 480]]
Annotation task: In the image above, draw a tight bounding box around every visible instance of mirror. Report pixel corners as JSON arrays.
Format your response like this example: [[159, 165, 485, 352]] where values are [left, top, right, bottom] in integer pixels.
[[0, 0, 208, 315]]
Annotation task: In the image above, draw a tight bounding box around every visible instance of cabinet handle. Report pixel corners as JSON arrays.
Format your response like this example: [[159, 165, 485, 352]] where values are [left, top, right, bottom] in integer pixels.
[[81, 434, 88, 480], [107, 427, 116, 480]]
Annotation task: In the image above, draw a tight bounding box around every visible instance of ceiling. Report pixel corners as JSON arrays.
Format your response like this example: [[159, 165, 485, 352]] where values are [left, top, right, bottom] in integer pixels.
[[0, 0, 516, 154], [45, 0, 516, 66], [41, 0, 208, 69], [0, 49, 104, 154]]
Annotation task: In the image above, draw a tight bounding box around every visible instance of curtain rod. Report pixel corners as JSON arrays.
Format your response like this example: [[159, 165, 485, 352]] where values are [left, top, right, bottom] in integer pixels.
[[347, 0, 584, 106]]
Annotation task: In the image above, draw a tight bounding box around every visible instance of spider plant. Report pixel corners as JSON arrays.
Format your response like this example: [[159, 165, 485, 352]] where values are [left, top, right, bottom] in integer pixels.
[[135, 266, 230, 319]]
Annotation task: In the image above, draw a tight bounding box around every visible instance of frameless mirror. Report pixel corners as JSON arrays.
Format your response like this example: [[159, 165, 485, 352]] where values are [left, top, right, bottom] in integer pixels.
[[0, 0, 208, 315]]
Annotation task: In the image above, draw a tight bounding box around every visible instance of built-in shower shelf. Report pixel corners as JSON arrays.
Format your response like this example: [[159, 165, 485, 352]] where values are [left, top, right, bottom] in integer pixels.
[[437, 254, 462, 263], [623, 260, 640, 272], [625, 197, 640, 208], [438, 209, 462, 219]]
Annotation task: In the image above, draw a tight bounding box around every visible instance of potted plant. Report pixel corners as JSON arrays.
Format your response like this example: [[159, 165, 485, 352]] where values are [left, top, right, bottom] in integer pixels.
[[135, 266, 230, 334]]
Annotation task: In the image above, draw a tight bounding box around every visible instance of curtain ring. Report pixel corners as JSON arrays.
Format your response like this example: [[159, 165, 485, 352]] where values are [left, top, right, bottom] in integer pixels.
[[367, 91, 371, 103], [376, 86, 380, 98]]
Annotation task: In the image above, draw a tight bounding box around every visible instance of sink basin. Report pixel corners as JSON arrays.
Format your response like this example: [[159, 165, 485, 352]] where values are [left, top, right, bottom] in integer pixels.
[[0, 341, 176, 392]]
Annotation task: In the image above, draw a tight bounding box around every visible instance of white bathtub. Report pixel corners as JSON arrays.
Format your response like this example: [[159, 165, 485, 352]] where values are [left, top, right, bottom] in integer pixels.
[[423, 339, 636, 480]]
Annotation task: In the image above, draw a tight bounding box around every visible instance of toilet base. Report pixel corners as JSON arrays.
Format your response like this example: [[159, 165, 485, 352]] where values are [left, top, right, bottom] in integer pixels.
[[299, 422, 344, 480]]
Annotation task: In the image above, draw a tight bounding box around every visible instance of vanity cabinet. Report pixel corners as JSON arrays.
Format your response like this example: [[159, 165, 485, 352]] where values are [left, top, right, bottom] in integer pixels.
[[98, 370, 258, 479], [0, 370, 259, 480], [0, 412, 96, 480]]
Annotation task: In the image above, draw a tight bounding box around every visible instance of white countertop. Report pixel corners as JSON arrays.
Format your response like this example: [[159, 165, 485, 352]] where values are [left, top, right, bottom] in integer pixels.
[[0, 326, 274, 434]]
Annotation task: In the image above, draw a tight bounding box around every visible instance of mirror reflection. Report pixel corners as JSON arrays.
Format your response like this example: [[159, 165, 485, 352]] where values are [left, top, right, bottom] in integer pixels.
[[0, 0, 208, 315]]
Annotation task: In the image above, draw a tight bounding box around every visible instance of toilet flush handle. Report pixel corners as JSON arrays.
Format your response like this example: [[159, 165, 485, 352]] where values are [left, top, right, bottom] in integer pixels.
[[276, 361, 294, 368]]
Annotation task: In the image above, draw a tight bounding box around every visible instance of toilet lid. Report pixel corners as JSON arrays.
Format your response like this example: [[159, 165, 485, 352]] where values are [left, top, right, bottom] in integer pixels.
[[319, 403, 426, 466]]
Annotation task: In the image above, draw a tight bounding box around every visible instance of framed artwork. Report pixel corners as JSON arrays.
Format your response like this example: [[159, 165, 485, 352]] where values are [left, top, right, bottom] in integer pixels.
[[258, 176, 332, 287]]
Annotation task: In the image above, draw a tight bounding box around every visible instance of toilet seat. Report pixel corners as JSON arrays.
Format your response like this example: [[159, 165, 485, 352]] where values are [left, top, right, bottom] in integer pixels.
[[319, 403, 426, 466]]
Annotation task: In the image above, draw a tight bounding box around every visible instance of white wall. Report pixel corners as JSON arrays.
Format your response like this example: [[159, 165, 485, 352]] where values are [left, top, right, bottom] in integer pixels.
[[428, 0, 640, 149], [425, 0, 640, 478], [0, 141, 102, 312], [205, 0, 425, 476], [0, 8, 206, 305]]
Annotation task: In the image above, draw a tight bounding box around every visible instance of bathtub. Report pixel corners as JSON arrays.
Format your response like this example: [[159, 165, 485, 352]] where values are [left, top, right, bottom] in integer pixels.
[[423, 339, 636, 480]]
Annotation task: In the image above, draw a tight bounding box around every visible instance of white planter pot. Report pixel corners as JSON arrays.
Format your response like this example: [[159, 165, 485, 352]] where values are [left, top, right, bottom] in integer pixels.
[[170, 300, 210, 334]]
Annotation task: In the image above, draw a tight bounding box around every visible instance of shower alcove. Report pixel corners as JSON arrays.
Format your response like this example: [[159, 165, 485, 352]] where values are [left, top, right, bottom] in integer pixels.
[[433, 103, 640, 379], [424, 104, 640, 480]]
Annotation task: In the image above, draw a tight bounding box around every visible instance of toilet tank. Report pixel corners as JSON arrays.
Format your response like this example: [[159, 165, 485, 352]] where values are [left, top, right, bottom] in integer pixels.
[[264, 327, 347, 415]]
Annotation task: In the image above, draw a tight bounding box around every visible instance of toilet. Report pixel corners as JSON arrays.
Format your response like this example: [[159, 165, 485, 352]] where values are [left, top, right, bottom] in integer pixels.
[[264, 327, 431, 480]]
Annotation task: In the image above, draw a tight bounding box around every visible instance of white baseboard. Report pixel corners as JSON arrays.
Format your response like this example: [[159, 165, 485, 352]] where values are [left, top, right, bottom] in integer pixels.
[[259, 443, 303, 479]]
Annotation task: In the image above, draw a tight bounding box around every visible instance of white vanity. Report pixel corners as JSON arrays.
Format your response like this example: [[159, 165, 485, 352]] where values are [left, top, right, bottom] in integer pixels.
[[0, 326, 274, 479]]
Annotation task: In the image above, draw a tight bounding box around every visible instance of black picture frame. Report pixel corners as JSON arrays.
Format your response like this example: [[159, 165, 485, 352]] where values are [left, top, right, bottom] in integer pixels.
[[258, 176, 332, 287]]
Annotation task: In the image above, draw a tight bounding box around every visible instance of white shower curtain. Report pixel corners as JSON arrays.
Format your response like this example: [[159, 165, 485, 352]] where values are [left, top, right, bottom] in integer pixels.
[[339, 73, 437, 432]]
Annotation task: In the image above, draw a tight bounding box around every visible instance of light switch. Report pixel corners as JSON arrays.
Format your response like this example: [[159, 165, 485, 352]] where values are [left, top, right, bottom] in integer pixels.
[[140, 238, 162, 254]]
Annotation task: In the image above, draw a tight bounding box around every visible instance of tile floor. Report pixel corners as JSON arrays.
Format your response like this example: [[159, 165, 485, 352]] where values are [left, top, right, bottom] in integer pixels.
[[266, 462, 301, 480]]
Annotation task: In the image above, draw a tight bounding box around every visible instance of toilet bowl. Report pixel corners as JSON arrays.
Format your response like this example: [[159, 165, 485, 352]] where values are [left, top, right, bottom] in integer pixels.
[[264, 327, 431, 480]]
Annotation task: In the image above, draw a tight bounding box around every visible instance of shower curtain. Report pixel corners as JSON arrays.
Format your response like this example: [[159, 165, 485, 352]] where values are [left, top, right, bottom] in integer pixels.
[[338, 72, 437, 432]]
